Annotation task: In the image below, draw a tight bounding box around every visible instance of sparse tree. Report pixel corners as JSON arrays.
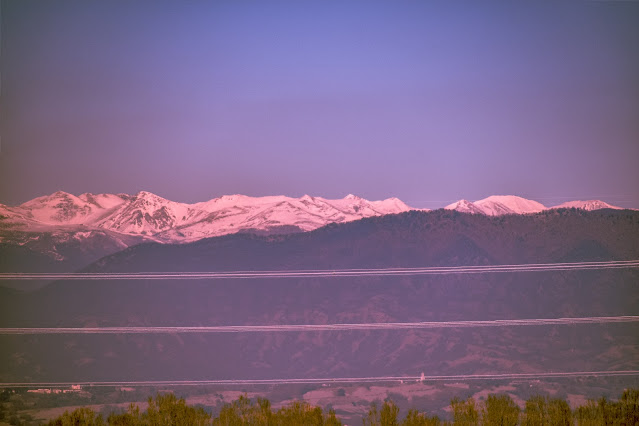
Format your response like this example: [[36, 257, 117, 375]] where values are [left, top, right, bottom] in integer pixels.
[[380, 400, 400, 426]]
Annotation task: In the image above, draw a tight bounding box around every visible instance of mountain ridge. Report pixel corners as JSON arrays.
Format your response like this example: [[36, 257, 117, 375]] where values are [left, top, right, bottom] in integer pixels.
[[445, 195, 624, 216], [2, 208, 637, 385], [0, 192, 630, 269], [1, 191, 415, 243], [1, 191, 628, 240]]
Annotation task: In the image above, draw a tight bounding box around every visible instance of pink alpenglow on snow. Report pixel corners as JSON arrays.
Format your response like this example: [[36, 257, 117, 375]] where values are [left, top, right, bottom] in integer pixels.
[[444, 195, 625, 216], [444, 199, 486, 215], [445, 195, 546, 216], [551, 200, 622, 211], [0, 191, 416, 243], [1, 191, 628, 245], [474, 195, 547, 216]]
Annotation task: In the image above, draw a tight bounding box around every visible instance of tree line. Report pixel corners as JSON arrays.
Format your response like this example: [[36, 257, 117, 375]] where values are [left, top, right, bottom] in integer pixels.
[[46, 388, 638, 425]]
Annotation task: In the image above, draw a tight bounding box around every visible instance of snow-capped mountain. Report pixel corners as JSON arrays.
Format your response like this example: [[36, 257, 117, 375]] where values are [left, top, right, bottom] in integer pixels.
[[156, 193, 412, 242], [445, 195, 623, 215], [96, 191, 207, 237], [551, 200, 622, 211], [0, 191, 631, 268], [445, 195, 546, 215], [0, 191, 415, 244], [0, 191, 417, 267], [444, 199, 485, 215], [3, 192, 629, 237], [475, 195, 547, 215], [9, 191, 130, 228], [2, 191, 628, 248]]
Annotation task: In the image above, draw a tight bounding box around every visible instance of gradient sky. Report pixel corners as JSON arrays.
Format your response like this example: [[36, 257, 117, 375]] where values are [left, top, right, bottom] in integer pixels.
[[1, 0, 638, 208]]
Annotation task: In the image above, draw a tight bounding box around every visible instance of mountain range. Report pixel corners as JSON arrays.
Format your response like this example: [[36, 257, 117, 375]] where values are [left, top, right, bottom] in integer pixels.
[[0, 191, 627, 271], [1, 208, 637, 386], [0, 191, 411, 242], [0, 195, 637, 408]]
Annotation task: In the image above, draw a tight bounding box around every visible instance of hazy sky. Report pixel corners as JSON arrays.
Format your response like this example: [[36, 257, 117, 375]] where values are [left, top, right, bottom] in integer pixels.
[[1, 1, 638, 208]]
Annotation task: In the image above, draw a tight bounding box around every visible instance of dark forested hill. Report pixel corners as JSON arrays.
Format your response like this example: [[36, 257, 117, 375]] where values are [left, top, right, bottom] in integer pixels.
[[87, 208, 639, 272], [1, 208, 638, 386]]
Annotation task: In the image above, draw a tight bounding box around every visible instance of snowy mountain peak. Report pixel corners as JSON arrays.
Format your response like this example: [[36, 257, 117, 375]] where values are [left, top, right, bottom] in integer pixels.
[[4, 191, 417, 242], [134, 190, 167, 201], [17, 191, 121, 225], [96, 191, 196, 236], [445, 199, 484, 214], [52, 190, 73, 198], [4, 191, 631, 246], [551, 200, 622, 211], [370, 197, 415, 213], [445, 195, 627, 216], [445, 195, 548, 215], [474, 195, 546, 216]]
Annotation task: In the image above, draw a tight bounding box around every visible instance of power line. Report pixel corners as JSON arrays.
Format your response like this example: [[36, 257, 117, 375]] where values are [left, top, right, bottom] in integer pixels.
[[2, 260, 638, 280], [2, 371, 638, 388], [2, 316, 638, 335], [2, 262, 636, 392]]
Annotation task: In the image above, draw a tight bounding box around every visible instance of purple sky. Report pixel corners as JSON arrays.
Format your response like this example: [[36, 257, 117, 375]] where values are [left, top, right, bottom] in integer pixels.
[[1, 1, 638, 209]]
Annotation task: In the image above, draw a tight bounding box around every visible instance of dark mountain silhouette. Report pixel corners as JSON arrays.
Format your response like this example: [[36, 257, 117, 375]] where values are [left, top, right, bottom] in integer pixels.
[[81, 208, 638, 272], [0, 208, 637, 386]]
